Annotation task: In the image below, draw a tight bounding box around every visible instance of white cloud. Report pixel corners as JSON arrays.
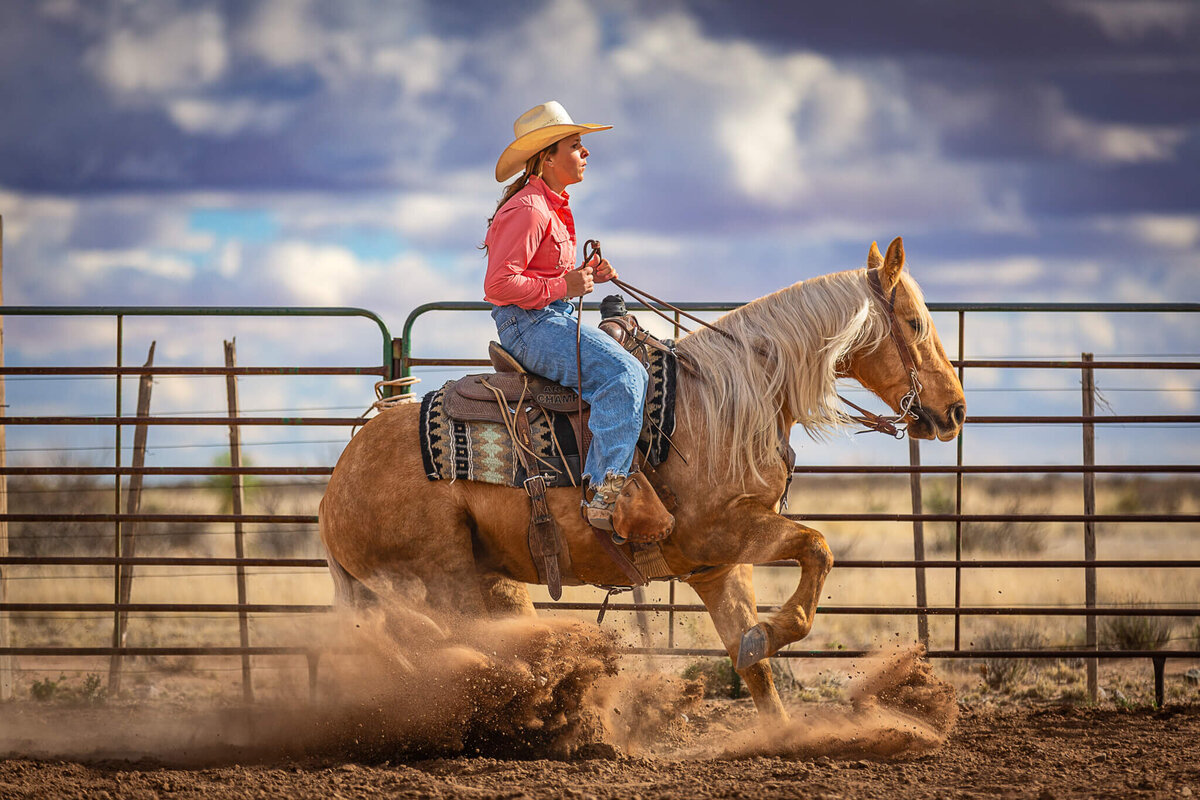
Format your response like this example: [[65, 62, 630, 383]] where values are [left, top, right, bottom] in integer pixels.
[[613, 14, 876, 203], [167, 98, 295, 137], [1066, 0, 1197, 41], [263, 241, 368, 306], [919, 257, 1045, 288], [71, 249, 195, 280], [597, 233, 684, 260], [1125, 215, 1200, 250], [1157, 375, 1197, 411], [217, 240, 243, 278], [238, 0, 318, 70], [1059, 119, 1185, 164], [394, 192, 485, 239], [0, 191, 78, 245], [89, 9, 229, 94]]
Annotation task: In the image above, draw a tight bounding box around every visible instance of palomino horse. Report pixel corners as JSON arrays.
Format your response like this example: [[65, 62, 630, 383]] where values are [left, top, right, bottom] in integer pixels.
[[320, 238, 965, 719]]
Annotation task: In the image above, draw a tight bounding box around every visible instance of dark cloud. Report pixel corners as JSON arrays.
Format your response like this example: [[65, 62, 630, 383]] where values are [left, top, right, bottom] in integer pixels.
[[686, 0, 1200, 60]]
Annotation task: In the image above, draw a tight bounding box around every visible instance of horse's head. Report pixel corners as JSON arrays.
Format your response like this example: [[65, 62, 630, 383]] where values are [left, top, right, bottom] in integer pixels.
[[844, 237, 965, 442]]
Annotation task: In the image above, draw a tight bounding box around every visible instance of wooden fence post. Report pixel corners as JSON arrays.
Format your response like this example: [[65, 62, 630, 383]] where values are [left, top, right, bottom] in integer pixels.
[[108, 342, 155, 695], [1082, 352, 1098, 701], [909, 437, 929, 646], [225, 339, 254, 703], [1, 214, 11, 700]]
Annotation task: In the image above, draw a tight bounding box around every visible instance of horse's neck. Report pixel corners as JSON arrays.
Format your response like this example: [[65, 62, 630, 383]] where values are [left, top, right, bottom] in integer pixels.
[[672, 270, 868, 483]]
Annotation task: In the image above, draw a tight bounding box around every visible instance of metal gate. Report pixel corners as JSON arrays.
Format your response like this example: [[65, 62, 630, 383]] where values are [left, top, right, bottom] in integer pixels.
[[2, 300, 1198, 705]]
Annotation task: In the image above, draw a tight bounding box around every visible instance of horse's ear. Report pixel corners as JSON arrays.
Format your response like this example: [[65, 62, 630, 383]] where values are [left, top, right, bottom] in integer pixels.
[[881, 236, 905, 292], [867, 241, 883, 270]]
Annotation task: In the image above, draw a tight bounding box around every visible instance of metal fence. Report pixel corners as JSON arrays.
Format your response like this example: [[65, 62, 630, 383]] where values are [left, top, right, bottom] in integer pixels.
[[2, 301, 1198, 706]]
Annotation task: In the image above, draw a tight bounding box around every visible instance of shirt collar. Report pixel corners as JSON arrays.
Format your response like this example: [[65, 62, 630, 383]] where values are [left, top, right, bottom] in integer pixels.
[[528, 175, 570, 209]]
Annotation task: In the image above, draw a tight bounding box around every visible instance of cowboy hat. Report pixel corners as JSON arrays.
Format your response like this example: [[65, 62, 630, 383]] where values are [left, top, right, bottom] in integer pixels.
[[495, 101, 612, 182]]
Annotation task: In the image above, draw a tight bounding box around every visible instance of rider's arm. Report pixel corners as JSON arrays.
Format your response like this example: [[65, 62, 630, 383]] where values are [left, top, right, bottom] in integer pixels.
[[483, 203, 568, 309]]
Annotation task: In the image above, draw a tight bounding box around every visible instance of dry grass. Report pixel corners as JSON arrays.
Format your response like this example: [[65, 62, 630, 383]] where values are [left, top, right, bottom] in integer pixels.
[[4, 474, 1198, 704]]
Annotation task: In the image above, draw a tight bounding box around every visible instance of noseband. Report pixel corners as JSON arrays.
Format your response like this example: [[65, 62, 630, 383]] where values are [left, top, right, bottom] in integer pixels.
[[836, 271, 924, 439]]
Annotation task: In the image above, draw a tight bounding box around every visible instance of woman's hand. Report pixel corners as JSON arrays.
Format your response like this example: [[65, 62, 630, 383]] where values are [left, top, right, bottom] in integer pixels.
[[593, 258, 618, 283], [563, 265, 595, 297]]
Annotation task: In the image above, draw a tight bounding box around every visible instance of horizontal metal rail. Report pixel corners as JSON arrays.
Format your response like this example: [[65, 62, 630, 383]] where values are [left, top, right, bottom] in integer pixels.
[[7, 464, 1196, 476], [1, 646, 1195, 662], [0, 305, 395, 381], [9, 414, 1197, 426], [6, 602, 1198, 618], [0, 467, 333, 476], [5, 556, 1200, 570], [532, 603, 1200, 617], [5, 511, 1194, 524], [0, 366, 384, 376], [628, 648, 1200, 660], [3, 416, 363, 426]]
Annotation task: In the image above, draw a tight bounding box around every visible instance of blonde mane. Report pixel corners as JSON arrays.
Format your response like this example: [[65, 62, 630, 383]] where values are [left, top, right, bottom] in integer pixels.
[[675, 268, 932, 486]]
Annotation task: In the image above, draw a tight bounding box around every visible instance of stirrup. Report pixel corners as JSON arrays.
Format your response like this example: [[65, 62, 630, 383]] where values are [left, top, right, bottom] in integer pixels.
[[584, 503, 616, 531]]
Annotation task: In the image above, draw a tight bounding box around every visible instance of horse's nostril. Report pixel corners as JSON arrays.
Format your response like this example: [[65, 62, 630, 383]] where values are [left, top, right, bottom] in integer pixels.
[[948, 402, 966, 427]]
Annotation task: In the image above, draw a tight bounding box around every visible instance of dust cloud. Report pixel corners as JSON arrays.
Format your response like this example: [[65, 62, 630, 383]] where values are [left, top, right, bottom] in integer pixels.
[[708, 645, 957, 761], [1, 611, 952, 766]]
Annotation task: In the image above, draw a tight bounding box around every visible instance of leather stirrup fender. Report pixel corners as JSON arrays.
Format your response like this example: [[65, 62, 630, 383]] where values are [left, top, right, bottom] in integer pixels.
[[611, 471, 675, 545]]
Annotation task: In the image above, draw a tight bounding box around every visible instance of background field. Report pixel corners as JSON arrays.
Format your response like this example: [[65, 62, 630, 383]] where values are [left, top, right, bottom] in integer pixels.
[[5, 473, 1198, 707]]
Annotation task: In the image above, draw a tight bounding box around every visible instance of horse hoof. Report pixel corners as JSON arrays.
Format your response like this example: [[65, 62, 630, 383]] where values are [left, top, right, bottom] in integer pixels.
[[736, 624, 770, 670]]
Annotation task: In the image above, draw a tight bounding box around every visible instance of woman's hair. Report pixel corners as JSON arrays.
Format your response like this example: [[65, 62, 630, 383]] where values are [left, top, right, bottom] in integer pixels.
[[483, 141, 559, 239]]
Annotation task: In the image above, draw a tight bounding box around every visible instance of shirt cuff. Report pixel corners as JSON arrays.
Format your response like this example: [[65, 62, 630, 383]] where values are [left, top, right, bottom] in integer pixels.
[[546, 275, 568, 303]]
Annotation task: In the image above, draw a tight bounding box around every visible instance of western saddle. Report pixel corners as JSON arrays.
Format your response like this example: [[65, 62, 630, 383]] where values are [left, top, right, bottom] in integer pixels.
[[438, 299, 677, 599]]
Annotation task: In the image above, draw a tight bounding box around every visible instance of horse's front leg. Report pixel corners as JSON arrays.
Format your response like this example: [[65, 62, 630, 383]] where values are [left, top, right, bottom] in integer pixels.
[[685, 564, 786, 720], [699, 501, 835, 669]]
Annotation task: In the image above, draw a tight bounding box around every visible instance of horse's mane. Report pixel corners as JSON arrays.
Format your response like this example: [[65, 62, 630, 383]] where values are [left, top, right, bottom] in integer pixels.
[[675, 268, 932, 486]]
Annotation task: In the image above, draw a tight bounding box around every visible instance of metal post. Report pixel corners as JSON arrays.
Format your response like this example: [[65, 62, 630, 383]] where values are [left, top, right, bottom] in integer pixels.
[[1082, 352, 1098, 701], [1153, 656, 1166, 709], [909, 437, 929, 645], [669, 309, 681, 651], [108, 342, 155, 695], [954, 311, 964, 651], [631, 586, 653, 648], [391, 337, 404, 396], [0, 214, 10, 700], [110, 317, 123, 660], [307, 652, 320, 703], [225, 339, 254, 703], [667, 580, 676, 649]]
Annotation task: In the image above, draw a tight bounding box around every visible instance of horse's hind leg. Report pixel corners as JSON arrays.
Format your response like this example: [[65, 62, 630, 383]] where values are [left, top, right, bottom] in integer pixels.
[[686, 564, 786, 720], [479, 571, 537, 617]]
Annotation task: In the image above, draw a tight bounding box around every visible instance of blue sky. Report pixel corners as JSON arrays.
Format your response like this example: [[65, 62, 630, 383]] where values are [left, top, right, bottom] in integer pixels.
[[1, 0, 1197, 469]]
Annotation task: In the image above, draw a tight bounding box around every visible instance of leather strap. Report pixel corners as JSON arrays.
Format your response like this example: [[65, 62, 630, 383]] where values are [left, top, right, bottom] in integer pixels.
[[514, 408, 564, 599], [591, 527, 647, 586]]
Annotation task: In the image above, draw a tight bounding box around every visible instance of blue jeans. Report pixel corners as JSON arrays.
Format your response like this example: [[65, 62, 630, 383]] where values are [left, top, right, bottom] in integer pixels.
[[492, 300, 648, 481]]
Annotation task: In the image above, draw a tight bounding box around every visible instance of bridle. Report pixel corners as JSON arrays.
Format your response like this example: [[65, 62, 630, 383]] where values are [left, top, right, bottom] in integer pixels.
[[836, 270, 924, 439]]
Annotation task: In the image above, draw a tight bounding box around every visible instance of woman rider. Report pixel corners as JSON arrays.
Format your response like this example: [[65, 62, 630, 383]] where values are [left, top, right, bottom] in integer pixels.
[[483, 101, 648, 531]]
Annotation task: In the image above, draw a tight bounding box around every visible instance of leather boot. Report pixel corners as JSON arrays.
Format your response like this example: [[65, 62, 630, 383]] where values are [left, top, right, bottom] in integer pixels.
[[583, 473, 625, 532]]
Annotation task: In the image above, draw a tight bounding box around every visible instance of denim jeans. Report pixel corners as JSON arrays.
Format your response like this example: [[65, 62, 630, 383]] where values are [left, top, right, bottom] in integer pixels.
[[492, 300, 648, 481]]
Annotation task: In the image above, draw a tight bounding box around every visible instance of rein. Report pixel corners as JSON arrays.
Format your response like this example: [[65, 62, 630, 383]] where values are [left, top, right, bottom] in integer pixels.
[[582, 240, 924, 440]]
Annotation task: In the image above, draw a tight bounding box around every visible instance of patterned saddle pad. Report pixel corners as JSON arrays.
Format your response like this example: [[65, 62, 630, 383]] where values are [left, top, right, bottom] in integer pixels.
[[419, 348, 677, 487]]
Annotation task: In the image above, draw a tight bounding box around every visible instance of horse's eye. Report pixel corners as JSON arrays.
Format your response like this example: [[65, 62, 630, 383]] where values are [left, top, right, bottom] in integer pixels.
[[906, 318, 920, 332]]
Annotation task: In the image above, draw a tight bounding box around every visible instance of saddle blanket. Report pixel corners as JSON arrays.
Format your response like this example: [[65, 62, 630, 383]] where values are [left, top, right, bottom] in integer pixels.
[[419, 348, 677, 487]]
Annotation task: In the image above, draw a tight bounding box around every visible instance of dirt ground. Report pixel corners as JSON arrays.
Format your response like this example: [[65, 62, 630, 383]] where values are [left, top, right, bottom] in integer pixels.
[[0, 703, 1198, 799]]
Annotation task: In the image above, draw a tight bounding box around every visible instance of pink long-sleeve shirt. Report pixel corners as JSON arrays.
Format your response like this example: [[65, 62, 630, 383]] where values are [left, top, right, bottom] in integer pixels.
[[483, 175, 576, 309]]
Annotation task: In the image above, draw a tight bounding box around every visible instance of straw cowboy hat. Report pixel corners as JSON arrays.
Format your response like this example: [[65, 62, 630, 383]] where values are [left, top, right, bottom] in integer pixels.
[[495, 101, 612, 182]]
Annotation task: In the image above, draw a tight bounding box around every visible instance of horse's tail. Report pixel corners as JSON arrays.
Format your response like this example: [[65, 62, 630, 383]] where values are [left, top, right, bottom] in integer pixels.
[[319, 496, 378, 609]]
